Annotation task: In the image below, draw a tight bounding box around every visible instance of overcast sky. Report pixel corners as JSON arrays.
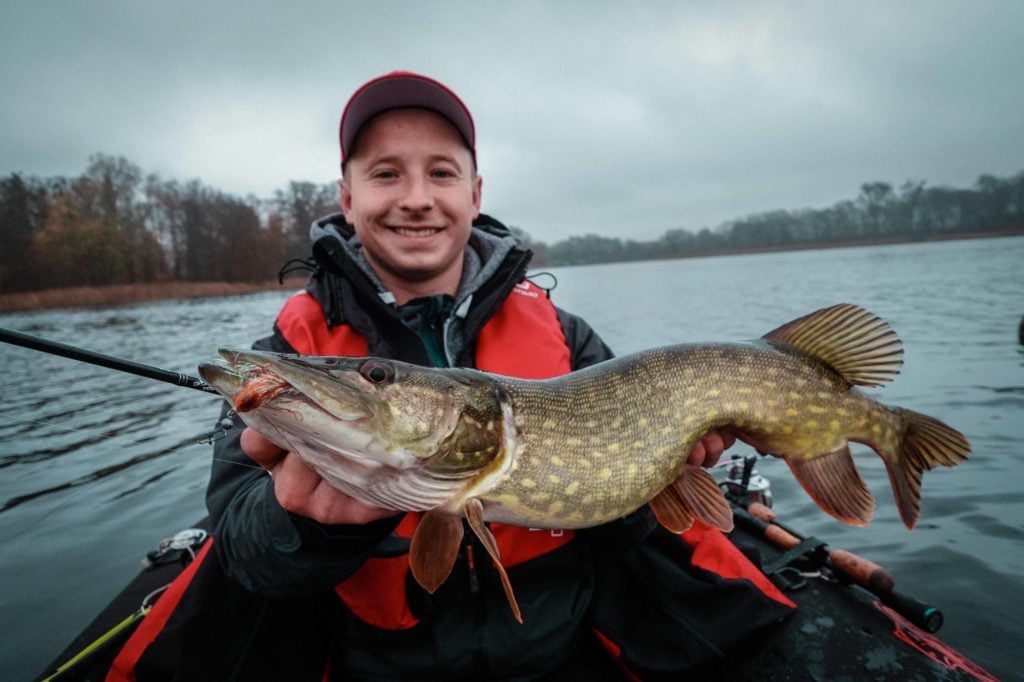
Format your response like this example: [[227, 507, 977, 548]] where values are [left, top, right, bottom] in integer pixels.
[[2, 1, 1022, 243]]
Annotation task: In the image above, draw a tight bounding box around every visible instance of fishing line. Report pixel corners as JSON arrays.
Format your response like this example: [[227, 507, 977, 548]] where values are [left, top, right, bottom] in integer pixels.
[[0, 412, 225, 453], [0, 410, 264, 471], [0, 411, 132, 440]]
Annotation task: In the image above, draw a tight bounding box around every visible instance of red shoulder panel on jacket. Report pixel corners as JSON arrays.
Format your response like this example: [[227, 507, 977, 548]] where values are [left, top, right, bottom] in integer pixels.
[[475, 281, 571, 378], [276, 291, 369, 357]]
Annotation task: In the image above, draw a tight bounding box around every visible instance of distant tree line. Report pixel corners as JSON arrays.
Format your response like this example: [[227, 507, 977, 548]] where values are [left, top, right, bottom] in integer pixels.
[[0, 154, 337, 293], [536, 173, 1024, 266], [1, 154, 1021, 292]]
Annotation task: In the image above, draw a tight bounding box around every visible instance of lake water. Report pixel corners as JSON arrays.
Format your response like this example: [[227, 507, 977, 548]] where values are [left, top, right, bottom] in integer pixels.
[[1, 236, 1022, 679]]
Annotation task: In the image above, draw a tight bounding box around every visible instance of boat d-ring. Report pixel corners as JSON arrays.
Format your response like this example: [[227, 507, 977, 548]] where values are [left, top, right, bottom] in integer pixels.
[[774, 566, 809, 591], [145, 528, 209, 567]]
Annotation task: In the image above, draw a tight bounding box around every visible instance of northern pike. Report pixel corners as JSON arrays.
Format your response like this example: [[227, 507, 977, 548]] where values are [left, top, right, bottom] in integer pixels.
[[198, 304, 970, 622]]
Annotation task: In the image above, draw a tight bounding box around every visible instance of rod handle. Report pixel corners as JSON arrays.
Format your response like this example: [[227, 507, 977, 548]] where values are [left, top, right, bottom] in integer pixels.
[[829, 549, 894, 594], [745, 503, 895, 594], [882, 589, 944, 633]]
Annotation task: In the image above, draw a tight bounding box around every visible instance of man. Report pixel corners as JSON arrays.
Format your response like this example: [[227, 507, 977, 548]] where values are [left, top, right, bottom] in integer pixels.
[[115, 72, 793, 681]]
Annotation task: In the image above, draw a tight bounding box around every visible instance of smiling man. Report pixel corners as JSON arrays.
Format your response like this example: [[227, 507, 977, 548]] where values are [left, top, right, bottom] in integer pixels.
[[340, 106, 482, 303], [111, 72, 793, 680]]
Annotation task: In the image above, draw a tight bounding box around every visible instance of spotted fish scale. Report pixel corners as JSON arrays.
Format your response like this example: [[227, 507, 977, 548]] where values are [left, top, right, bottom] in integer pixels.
[[483, 341, 905, 529]]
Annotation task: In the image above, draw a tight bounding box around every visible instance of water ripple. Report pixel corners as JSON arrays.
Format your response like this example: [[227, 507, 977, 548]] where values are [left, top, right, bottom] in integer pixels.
[[0, 432, 207, 513]]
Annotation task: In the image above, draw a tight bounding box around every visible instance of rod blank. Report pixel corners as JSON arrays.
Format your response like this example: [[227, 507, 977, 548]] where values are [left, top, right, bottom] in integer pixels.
[[0, 327, 218, 394]]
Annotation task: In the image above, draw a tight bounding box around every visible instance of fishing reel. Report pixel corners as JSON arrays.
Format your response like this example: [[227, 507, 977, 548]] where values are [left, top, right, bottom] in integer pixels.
[[714, 453, 773, 508]]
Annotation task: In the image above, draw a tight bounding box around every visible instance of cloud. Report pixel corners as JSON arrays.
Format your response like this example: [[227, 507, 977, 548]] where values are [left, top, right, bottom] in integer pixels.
[[2, 1, 1022, 242]]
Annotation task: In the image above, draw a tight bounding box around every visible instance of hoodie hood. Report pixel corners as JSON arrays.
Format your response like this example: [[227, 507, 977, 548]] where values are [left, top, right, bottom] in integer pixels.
[[309, 213, 523, 309], [306, 212, 530, 366]]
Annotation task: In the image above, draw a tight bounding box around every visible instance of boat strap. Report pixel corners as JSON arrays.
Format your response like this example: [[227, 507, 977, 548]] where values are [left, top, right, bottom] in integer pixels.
[[762, 537, 829, 578]]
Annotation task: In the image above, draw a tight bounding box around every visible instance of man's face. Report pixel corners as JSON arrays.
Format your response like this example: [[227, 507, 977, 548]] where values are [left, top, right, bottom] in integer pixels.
[[340, 108, 482, 302]]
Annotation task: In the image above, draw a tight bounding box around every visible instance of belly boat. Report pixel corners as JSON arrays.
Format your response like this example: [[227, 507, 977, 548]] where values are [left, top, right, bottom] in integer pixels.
[[38, 456, 996, 681]]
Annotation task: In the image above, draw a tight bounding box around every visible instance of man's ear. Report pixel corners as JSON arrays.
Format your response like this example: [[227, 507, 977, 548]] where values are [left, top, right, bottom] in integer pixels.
[[472, 174, 483, 220], [338, 178, 352, 220]]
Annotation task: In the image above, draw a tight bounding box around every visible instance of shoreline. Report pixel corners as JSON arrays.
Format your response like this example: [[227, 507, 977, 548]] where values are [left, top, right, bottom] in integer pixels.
[[2, 230, 1020, 313], [551, 228, 1024, 267], [657, 228, 1024, 261], [0, 279, 307, 314]]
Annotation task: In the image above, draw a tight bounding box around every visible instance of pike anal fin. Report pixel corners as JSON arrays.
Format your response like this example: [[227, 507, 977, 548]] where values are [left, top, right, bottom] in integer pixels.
[[410, 510, 464, 593], [786, 445, 875, 526], [465, 498, 523, 624], [650, 464, 734, 533]]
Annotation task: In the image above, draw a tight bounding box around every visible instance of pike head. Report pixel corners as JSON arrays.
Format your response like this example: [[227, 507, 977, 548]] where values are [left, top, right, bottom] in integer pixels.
[[198, 349, 512, 511]]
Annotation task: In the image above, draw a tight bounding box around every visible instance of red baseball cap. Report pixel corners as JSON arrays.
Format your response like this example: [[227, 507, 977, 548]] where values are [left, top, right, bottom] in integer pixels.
[[339, 71, 476, 166]]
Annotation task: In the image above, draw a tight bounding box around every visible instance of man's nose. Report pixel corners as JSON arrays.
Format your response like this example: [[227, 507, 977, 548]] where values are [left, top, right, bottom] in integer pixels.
[[399, 175, 435, 212]]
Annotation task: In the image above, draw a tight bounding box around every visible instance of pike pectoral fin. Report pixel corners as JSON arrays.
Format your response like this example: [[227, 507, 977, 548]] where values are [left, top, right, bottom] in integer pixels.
[[650, 464, 734, 533], [649, 484, 694, 533], [465, 499, 523, 624], [409, 510, 464, 593], [786, 446, 875, 526]]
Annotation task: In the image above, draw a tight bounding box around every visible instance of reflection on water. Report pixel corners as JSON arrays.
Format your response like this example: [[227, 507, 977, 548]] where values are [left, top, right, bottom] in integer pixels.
[[1, 238, 1023, 679]]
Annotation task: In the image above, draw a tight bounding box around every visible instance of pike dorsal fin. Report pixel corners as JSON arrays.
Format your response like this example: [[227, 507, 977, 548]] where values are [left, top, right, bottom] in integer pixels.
[[763, 304, 903, 387]]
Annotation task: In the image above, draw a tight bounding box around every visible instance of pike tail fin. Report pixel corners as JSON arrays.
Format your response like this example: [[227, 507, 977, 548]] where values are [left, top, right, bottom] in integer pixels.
[[885, 409, 970, 529]]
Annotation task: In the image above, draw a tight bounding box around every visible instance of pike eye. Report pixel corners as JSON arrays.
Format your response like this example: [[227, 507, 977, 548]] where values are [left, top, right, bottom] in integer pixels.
[[360, 360, 395, 385]]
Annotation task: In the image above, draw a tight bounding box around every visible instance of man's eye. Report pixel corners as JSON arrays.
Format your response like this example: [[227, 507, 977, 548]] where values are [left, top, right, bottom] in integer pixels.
[[373, 170, 398, 179], [431, 169, 456, 179]]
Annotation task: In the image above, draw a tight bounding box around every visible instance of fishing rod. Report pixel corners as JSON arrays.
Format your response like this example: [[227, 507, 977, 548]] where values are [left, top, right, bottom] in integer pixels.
[[0, 327, 218, 394], [735, 501, 945, 634], [718, 454, 944, 633]]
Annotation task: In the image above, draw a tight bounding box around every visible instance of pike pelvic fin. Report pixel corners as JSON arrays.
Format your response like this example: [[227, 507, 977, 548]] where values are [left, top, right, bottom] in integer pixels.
[[409, 510, 464, 594], [465, 498, 523, 624], [785, 446, 876, 526], [763, 304, 904, 387], [885, 408, 971, 529], [650, 464, 734, 533]]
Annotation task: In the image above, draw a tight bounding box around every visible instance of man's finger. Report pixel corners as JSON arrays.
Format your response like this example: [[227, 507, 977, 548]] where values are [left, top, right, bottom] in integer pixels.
[[273, 453, 326, 511], [687, 431, 733, 468], [240, 427, 287, 468], [687, 440, 708, 467]]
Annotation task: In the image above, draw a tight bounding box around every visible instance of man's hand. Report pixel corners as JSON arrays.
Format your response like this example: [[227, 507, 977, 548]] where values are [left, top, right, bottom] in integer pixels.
[[686, 430, 735, 468], [240, 427, 400, 526]]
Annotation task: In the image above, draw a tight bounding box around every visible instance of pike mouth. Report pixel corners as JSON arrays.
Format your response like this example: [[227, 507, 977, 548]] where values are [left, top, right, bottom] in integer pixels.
[[201, 349, 375, 421]]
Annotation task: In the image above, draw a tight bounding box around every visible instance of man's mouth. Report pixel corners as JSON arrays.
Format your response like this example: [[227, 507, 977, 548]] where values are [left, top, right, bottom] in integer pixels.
[[391, 226, 443, 238]]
